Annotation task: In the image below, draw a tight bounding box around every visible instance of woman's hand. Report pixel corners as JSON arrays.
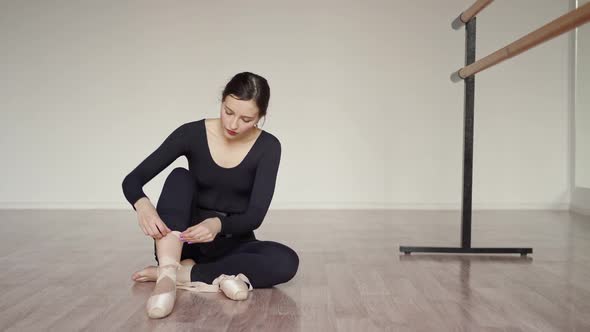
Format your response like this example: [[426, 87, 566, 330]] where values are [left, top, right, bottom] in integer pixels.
[[134, 197, 171, 239], [180, 218, 222, 243]]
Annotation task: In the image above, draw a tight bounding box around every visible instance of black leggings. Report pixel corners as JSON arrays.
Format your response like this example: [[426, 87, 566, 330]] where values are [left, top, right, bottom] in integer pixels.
[[153, 167, 299, 288]]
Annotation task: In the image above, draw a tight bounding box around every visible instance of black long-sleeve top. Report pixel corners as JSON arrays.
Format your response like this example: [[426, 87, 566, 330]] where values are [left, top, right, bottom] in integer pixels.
[[122, 119, 281, 236]]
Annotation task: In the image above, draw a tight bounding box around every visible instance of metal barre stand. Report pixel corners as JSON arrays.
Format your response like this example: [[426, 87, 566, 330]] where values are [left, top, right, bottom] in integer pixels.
[[399, 17, 532, 256]]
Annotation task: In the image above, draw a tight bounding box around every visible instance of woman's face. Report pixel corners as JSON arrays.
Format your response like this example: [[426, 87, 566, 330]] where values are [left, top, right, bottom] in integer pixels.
[[220, 95, 260, 139]]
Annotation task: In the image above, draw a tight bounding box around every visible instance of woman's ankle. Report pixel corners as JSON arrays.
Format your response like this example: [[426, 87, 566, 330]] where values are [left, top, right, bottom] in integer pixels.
[[177, 264, 192, 284]]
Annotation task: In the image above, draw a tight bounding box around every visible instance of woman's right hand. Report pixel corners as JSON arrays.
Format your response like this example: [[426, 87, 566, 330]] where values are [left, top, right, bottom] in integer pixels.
[[134, 197, 171, 239]]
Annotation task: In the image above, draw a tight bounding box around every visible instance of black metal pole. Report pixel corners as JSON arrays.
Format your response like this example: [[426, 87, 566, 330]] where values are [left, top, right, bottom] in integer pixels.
[[461, 18, 476, 248]]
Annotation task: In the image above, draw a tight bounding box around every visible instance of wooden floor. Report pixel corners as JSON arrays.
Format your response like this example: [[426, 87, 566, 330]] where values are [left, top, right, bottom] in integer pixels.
[[1, 209, 589, 331]]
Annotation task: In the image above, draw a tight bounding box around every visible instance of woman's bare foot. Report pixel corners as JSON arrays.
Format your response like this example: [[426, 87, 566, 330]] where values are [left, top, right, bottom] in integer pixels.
[[132, 259, 196, 282]]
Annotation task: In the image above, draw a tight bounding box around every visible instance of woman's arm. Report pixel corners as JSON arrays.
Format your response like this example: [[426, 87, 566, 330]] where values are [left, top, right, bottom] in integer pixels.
[[122, 123, 191, 210], [217, 138, 282, 235]]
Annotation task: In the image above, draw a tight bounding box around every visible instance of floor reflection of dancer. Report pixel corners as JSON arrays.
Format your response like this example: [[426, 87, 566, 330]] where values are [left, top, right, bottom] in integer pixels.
[[122, 72, 299, 319]]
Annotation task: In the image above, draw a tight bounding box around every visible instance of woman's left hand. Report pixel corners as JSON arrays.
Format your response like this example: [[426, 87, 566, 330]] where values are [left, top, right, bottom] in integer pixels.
[[180, 218, 222, 243]]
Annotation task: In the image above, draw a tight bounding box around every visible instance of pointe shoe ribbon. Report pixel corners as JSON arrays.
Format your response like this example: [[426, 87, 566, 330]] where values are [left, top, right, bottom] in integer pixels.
[[177, 273, 253, 300], [146, 261, 181, 319]]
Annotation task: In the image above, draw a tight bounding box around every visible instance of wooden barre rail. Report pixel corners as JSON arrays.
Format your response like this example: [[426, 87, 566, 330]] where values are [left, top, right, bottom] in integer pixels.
[[461, 0, 494, 23], [452, 0, 494, 29], [455, 2, 590, 80]]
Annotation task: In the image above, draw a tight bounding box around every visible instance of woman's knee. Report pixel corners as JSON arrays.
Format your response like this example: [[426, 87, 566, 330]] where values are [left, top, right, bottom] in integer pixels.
[[159, 167, 194, 201], [165, 167, 192, 186], [157, 167, 195, 231], [271, 243, 299, 284]]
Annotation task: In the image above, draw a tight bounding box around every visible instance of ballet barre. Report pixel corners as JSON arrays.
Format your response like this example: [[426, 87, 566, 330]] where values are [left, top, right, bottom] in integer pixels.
[[398, 1, 590, 256]]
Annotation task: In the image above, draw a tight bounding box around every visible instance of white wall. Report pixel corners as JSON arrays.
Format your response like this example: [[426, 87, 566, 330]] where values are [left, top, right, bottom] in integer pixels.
[[0, 0, 573, 210], [571, 0, 590, 215], [575, 0, 590, 188]]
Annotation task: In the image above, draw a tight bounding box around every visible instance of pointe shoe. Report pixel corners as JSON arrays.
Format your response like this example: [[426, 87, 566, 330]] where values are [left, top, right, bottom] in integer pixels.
[[146, 261, 181, 319], [216, 274, 253, 301], [176, 273, 253, 301]]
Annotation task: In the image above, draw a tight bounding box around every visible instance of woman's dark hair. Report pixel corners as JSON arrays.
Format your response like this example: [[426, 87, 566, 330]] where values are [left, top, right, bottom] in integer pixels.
[[221, 72, 270, 125]]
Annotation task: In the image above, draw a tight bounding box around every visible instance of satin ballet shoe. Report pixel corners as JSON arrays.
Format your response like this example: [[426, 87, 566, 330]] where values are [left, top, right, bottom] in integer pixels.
[[217, 274, 253, 300], [176, 273, 253, 301], [146, 261, 181, 319]]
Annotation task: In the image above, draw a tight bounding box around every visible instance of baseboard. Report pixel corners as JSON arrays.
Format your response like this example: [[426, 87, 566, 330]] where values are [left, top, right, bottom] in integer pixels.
[[272, 202, 570, 210], [0, 201, 571, 210], [571, 187, 590, 216]]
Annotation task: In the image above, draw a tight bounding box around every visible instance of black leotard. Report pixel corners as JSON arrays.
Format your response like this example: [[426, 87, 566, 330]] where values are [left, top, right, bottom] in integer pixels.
[[122, 119, 281, 236]]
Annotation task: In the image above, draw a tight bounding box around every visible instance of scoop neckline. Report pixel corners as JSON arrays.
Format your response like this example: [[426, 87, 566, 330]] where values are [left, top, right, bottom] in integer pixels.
[[202, 119, 265, 170]]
